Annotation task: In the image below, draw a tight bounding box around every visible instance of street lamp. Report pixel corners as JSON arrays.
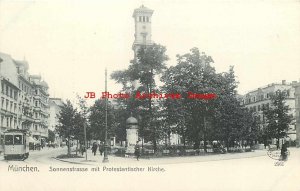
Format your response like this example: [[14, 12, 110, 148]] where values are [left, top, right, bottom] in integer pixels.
[[103, 68, 109, 163], [84, 122, 87, 161]]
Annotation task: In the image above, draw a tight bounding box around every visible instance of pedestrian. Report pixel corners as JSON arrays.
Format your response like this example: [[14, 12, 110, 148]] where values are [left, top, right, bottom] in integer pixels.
[[92, 142, 98, 156], [80, 144, 86, 156], [99, 142, 104, 156], [134, 141, 141, 161], [281, 142, 288, 161]]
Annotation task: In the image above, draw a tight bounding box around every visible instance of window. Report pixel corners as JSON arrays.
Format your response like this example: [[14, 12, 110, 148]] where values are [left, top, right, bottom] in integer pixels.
[[14, 90, 17, 100], [4, 135, 13, 145], [14, 135, 23, 145], [146, 16, 149, 22], [6, 99, 8, 110], [139, 16, 142, 22], [0, 134, 3, 145], [1, 82, 4, 93], [287, 90, 290, 97], [143, 16, 145, 22], [1, 116, 3, 127], [267, 93, 269, 98], [258, 105, 261, 111]]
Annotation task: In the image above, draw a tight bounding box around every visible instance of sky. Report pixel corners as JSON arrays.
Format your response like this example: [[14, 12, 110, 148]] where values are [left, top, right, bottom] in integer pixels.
[[0, 0, 300, 104]]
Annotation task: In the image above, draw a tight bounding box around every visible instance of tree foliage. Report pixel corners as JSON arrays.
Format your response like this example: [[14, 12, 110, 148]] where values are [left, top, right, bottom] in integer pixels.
[[89, 99, 117, 141], [56, 100, 77, 156], [263, 90, 293, 148], [111, 44, 169, 151]]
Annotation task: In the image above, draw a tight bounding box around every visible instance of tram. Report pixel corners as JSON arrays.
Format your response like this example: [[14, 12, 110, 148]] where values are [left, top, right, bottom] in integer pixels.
[[3, 129, 29, 160]]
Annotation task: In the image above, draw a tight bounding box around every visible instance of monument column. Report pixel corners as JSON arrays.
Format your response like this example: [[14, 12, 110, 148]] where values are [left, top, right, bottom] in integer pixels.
[[125, 116, 139, 154]]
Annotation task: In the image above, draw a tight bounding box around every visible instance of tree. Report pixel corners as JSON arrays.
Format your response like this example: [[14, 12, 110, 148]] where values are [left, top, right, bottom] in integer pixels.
[[46, 129, 55, 143], [76, 96, 92, 149], [263, 90, 293, 149], [56, 100, 77, 156], [111, 43, 169, 152], [89, 99, 117, 142], [161, 48, 256, 151], [239, 109, 260, 147], [161, 48, 221, 151]]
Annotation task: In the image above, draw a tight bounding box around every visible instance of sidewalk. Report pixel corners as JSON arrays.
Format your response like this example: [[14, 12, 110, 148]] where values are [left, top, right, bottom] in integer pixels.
[[54, 148, 268, 165]]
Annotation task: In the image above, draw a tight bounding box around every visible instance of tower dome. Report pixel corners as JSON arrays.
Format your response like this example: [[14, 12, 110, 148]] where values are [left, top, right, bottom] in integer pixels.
[[126, 116, 138, 124]]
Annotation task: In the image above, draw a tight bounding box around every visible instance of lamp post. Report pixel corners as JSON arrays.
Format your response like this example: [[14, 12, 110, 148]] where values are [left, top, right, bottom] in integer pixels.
[[103, 68, 109, 163], [84, 122, 87, 161]]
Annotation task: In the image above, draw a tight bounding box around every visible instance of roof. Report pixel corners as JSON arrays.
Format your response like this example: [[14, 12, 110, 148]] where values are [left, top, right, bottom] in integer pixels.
[[14, 59, 29, 70], [40, 80, 49, 87], [126, 116, 138, 124], [49, 98, 64, 106], [4, 129, 28, 134], [133, 5, 154, 17]]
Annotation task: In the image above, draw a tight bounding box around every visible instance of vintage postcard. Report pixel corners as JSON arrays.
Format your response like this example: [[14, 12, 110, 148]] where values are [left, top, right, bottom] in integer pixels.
[[0, 0, 299, 190]]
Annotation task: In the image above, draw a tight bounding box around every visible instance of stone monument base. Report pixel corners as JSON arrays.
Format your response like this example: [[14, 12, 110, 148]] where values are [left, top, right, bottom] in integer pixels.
[[125, 146, 135, 154]]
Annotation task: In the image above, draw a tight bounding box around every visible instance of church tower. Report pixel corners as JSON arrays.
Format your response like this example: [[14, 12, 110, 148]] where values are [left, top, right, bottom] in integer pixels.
[[132, 5, 154, 57]]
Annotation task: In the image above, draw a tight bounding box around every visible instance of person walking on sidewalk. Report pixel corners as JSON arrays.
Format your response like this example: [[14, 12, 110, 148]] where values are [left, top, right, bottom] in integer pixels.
[[92, 142, 98, 156], [134, 141, 141, 161], [99, 142, 104, 156]]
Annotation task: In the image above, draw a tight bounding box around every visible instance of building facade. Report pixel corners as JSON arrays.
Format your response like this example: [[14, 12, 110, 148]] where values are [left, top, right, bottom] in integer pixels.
[[0, 52, 49, 148], [241, 80, 297, 143], [292, 82, 300, 147], [49, 98, 64, 146]]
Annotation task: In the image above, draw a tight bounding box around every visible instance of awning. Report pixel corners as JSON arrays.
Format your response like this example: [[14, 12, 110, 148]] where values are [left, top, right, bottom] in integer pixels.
[[29, 137, 39, 144]]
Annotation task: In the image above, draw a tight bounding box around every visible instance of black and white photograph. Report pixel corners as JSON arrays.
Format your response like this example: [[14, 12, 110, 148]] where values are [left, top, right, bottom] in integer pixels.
[[0, 0, 299, 190]]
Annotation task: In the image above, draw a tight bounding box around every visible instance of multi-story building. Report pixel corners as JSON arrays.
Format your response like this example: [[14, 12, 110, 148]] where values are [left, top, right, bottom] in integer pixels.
[[49, 98, 64, 146], [0, 52, 49, 148], [31, 75, 49, 144], [292, 82, 300, 147], [242, 80, 297, 143]]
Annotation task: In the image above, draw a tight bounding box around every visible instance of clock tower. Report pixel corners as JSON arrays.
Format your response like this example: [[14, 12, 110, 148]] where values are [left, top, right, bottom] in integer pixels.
[[132, 5, 154, 57]]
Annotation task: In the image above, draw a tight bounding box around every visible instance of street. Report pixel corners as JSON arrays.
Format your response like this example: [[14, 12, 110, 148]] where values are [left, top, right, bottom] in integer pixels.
[[0, 148, 299, 191], [0, 147, 66, 165]]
